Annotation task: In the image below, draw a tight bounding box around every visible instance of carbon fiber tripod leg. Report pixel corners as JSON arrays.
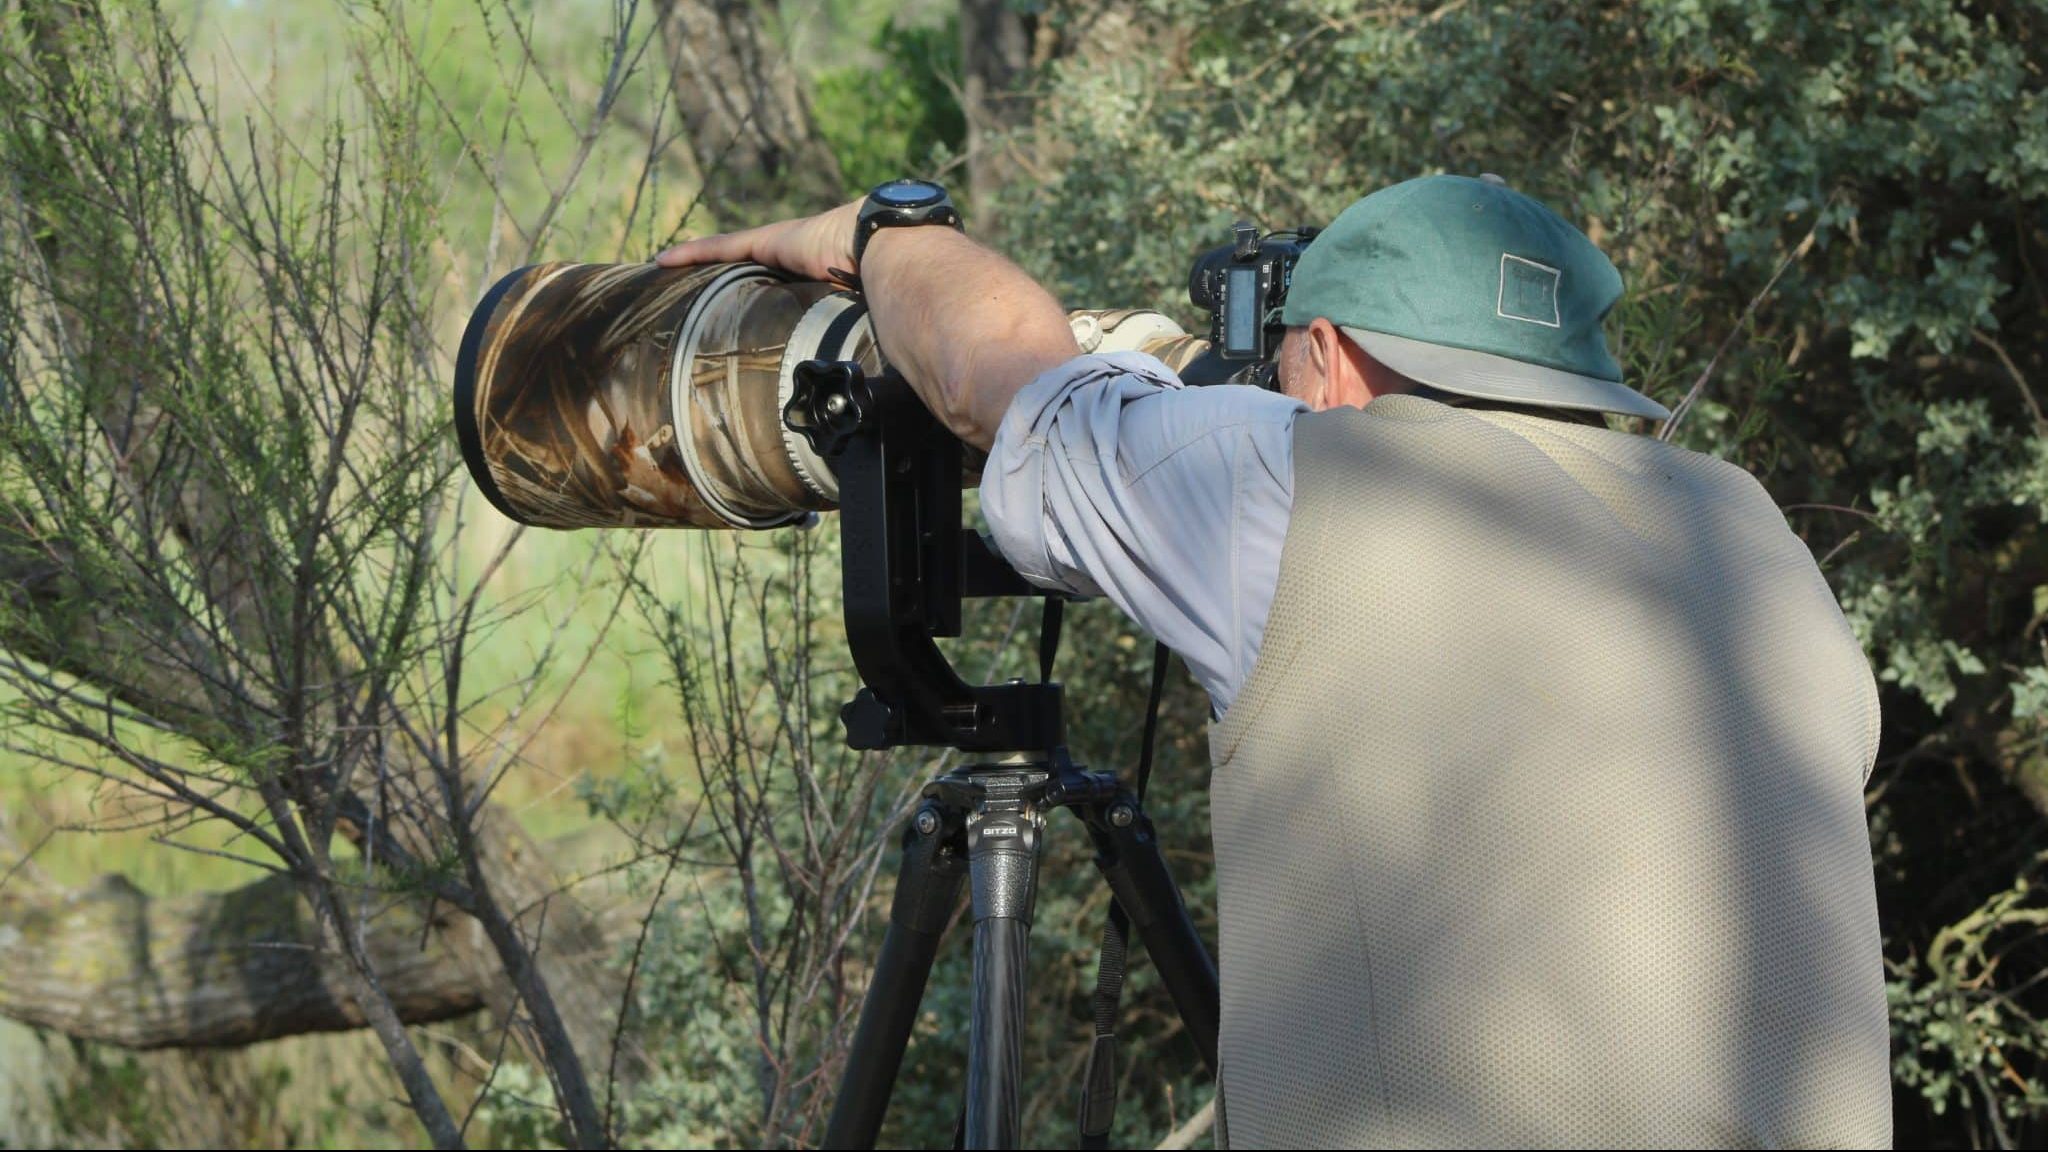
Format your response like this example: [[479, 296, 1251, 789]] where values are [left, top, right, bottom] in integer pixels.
[[823, 803, 967, 1150], [1084, 790, 1221, 1075]]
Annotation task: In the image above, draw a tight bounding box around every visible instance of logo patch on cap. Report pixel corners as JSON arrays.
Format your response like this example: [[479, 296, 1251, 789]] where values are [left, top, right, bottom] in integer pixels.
[[1497, 254, 1561, 328]]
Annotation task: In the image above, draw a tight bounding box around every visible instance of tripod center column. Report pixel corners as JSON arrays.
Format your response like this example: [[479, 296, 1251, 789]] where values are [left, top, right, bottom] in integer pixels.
[[967, 769, 1047, 924], [962, 761, 1052, 1149]]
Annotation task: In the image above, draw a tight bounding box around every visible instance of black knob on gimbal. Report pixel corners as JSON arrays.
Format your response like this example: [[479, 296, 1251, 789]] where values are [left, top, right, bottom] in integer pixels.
[[784, 359, 876, 458]]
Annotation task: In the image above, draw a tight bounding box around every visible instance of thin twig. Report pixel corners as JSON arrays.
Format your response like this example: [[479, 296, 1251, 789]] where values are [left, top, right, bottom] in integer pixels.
[[1973, 328, 2047, 434], [1659, 201, 1830, 441]]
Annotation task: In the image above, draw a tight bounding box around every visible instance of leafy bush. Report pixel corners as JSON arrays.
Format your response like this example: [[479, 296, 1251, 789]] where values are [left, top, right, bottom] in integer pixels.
[[813, 16, 966, 195]]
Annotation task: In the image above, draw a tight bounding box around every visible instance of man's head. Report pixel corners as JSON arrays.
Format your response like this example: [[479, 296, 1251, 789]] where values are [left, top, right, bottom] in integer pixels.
[[1273, 175, 1668, 421]]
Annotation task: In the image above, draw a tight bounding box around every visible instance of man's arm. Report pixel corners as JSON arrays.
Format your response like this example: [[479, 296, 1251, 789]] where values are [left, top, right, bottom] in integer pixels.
[[654, 199, 1076, 449]]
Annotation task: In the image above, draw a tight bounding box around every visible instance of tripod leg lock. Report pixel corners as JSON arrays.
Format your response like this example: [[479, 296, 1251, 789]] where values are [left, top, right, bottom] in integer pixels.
[[892, 802, 967, 934]]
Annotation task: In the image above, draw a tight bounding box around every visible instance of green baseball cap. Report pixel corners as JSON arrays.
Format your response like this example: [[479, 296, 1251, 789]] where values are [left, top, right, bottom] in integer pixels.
[[1283, 174, 1668, 420]]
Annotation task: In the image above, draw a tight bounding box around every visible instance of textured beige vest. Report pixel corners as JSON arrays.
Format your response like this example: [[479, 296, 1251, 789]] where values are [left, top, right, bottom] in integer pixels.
[[1209, 395, 1889, 1149]]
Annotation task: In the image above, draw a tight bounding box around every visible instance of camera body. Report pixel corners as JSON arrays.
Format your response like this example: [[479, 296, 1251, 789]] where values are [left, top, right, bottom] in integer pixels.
[[1186, 221, 1318, 387]]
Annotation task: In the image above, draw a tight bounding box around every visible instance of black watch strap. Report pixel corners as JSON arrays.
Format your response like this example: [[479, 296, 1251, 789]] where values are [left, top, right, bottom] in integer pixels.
[[852, 179, 963, 272]]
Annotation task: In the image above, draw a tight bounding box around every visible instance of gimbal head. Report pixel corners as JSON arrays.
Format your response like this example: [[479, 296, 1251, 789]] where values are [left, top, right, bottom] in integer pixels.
[[784, 358, 1065, 753], [787, 357, 1221, 1150]]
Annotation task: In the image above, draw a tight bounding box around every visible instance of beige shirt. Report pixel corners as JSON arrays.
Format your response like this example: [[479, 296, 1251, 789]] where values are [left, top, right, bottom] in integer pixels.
[[1210, 397, 1889, 1147]]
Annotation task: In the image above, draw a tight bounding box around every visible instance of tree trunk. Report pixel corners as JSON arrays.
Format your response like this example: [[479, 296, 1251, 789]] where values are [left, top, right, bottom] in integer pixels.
[[656, 0, 844, 216], [958, 0, 1035, 217], [0, 818, 639, 1053]]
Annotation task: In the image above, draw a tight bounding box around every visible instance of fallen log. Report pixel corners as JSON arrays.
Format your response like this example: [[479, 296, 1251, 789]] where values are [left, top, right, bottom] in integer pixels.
[[0, 869, 486, 1048]]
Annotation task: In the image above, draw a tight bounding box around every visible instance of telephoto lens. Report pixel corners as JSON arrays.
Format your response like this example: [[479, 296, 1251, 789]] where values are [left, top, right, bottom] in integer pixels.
[[454, 261, 875, 529], [453, 261, 1209, 530]]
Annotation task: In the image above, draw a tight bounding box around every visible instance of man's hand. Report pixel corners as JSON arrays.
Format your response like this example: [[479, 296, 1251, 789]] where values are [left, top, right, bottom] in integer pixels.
[[654, 200, 863, 282]]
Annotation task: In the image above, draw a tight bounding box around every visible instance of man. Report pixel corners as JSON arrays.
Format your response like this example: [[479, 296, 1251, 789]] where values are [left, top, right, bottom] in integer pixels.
[[658, 174, 1890, 1148]]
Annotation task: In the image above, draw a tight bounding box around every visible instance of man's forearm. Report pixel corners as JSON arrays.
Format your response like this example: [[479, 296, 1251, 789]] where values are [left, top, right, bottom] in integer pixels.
[[860, 228, 1081, 451]]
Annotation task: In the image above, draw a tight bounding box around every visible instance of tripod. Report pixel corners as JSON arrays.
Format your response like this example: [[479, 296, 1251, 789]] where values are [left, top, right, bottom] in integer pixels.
[[785, 361, 1222, 1148]]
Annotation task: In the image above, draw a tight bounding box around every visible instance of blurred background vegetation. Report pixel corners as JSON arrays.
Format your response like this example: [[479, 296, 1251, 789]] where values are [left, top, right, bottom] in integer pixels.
[[0, 0, 2043, 1147]]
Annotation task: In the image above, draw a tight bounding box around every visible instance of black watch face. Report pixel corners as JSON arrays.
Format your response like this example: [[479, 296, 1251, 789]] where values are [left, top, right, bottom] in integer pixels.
[[872, 179, 946, 209]]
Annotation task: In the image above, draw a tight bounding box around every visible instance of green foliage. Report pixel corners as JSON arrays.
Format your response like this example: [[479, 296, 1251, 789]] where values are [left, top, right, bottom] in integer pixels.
[[812, 16, 966, 194], [469, 1062, 564, 1150], [10, 1030, 422, 1148], [1888, 853, 2048, 1143], [37, 1043, 164, 1147], [612, 881, 793, 1147]]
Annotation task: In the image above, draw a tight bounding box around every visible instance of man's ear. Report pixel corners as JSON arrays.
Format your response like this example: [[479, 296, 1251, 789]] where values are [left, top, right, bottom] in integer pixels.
[[1304, 317, 1338, 380], [1306, 317, 1378, 408], [1302, 318, 1349, 408]]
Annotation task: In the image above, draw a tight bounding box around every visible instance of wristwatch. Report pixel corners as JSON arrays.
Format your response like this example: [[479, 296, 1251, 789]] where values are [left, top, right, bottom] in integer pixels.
[[852, 179, 963, 272]]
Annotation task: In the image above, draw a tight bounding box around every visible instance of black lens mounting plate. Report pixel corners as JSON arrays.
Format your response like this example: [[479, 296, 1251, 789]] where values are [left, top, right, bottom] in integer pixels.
[[787, 359, 1064, 753]]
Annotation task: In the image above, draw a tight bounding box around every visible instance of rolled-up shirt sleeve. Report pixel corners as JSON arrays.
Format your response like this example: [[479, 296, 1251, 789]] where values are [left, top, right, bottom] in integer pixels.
[[979, 351, 1304, 713]]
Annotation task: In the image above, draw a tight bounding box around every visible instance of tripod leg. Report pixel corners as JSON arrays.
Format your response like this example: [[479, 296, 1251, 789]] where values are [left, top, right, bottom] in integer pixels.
[[823, 804, 967, 1150], [1085, 793, 1221, 1075], [964, 776, 1047, 1149]]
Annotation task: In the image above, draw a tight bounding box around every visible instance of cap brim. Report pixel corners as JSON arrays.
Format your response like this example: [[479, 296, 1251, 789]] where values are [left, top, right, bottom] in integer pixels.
[[1340, 327, 1671, 421]]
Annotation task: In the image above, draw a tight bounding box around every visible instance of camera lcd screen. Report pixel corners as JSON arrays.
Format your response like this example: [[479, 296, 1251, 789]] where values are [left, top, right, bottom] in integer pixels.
[[1224, 265, 1260, 356]]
